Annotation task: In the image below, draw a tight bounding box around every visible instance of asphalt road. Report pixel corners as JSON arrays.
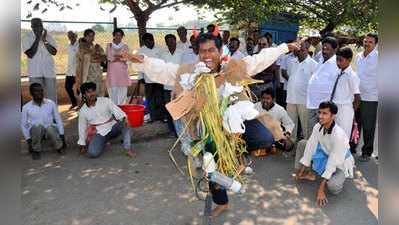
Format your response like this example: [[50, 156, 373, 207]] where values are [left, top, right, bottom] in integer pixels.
[[21, 105, 378, 225]]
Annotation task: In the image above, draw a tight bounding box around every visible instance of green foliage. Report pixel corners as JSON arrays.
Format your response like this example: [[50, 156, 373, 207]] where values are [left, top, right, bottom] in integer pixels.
[[187, 0, 378, 35], [284, 0, 378, 36]]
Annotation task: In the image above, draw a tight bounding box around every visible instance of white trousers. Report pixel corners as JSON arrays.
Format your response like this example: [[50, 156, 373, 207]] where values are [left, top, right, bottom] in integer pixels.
[[287, 103, 309, 142], [108, 86, 128, 105], [335, 103, 354, 139]]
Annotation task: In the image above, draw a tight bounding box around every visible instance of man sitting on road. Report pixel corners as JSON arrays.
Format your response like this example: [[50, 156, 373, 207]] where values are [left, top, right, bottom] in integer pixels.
[[77, 82, 136, 158], [295, 101, 355, 206], [21, 83, 66, 160], [254, 87, 294, 152]]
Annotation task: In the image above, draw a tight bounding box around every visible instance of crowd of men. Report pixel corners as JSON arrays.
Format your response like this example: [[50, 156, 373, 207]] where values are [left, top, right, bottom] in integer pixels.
[[21, 17, 378, 214]]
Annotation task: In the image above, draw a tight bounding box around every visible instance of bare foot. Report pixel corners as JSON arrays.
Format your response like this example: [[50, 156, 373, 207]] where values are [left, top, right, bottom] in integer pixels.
[[124, 150, 136, 158], [301, 171, 316, 181], [209, 203, 230, 218]]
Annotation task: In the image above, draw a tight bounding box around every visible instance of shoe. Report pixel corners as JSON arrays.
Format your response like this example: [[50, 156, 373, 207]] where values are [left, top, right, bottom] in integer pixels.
[[57, 148, 66, 155], [358, 155, 370, 162], [32, 151, 41, 160]]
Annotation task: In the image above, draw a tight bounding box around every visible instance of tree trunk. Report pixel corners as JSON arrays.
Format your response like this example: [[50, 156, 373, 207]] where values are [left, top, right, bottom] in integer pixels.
[[137, 17, 148, 47]]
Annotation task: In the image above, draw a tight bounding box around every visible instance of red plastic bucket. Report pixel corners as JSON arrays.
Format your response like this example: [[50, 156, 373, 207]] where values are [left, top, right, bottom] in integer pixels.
[[118, 104, 146, 127]]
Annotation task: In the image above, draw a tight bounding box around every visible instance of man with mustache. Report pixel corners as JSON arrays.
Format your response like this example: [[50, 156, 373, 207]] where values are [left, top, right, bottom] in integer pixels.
[[124, 31, 301, 218], [353, 33, 379, 161]]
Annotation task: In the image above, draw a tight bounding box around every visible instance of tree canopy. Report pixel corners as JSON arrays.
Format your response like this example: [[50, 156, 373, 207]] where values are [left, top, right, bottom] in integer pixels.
[[25, 0, 378, 38], [187, 0, 378, 36]]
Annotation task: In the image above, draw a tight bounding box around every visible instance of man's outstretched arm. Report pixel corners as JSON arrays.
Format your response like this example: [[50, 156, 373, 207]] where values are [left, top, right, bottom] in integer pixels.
[[243, 41, 302, 76], [122, 53, 179, 87]]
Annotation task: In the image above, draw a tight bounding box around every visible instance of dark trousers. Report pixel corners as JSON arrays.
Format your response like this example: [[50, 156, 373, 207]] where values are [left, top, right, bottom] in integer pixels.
[[276, 84, 287, 109], [163, 90, 176, 135], [65, 76, 77, 106], [351, 101, 378, 156], [242, 119, 275, 151], [144, 83, 165, 121], [209, 181, 228, 205]]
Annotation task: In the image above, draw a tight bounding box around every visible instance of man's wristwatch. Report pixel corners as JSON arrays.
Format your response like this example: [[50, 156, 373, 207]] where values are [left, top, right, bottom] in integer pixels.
[[44, 41, 49, 45]]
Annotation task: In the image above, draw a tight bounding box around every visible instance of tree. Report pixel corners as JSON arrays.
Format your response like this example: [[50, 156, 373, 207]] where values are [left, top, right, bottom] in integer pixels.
[[91, 24, 105, 32], [188, 0, 378, 36], [189, 0, 282, 30], [283, 0, 378, 37], [25, 0, 185, 45]]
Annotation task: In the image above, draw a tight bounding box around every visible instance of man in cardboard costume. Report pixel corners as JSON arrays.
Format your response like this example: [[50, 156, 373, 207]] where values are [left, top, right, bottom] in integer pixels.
[[123, 28, 301, 218]]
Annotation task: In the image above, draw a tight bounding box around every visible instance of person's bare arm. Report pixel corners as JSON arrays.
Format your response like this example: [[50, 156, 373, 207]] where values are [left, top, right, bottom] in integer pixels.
[[281, 69, 289, 81], [274, 67, 280, 88], [42, 30, 57, 55], [353, 94, 361, 111], [316, 178, 328, 206], [295, 165, 307, 180], [91, 55, 107, 63], [24, 34, 40, 58]]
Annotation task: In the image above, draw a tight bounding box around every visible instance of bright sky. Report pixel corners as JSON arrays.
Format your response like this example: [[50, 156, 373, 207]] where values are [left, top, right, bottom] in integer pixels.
[[20, 0, 218, 31]]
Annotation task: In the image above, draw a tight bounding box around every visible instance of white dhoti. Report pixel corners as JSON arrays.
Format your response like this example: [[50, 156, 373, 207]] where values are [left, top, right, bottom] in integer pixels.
[[108, 86, 128, 105], [335, 103, 354, 139]]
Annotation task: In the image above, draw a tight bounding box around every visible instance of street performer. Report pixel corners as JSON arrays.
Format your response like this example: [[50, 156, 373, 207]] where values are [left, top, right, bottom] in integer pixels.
[[122, 27, 302, 218]]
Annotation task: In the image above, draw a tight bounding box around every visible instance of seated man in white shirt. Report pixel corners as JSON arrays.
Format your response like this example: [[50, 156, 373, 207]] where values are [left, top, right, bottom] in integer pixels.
[[331, 47, 361, 140], [21, 83, 66, 160], [295, 101, 355, 206], [254, 87, 294, 151], [77, 82, 135, 158]]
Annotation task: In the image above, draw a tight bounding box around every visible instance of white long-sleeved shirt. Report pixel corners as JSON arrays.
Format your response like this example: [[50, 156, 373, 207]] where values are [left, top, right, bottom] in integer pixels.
[[77, 97, 126, 146], [307, 55, 339, 109], [21, 99, 64, 140], [331, 66, 360, 104], [180, 48, 199, 64], [355, 48, 379, 101], [286, 55, 318, 105], [230, 50, 245, 59], [254, 102, 294, 133], [161, 49, 184, 90], [281, 53, 297, 91], [66, 40, 79, 76], [176, 40, 190, 51], [22, 31, 57, 78], [137, 44, 165, 83], [131, 43, 289, 87], [299, 122, 355, 180]]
